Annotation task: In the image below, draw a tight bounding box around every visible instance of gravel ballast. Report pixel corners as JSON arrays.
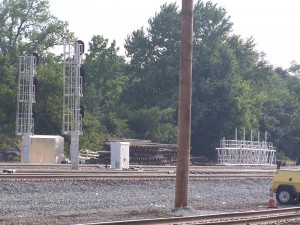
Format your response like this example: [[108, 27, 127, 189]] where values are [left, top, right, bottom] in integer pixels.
[[0, 178, 273, 224]]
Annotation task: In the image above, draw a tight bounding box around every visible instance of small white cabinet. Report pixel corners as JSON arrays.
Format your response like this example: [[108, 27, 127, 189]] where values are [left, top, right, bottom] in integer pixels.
[[110, 142, 130, 169]]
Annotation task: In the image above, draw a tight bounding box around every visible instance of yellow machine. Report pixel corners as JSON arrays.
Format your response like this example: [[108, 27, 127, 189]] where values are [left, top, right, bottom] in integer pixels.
[[271, 169, 300, 205]]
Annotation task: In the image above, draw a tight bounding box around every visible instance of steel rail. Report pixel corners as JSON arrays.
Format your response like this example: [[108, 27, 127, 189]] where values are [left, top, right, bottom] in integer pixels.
[[0, 164, 277, 175], [3, 169, 275, 174], [0, 165, 276, 174], [0, 172, 273, 181], [0, 163, 277, 169], [75, 207, 300, 225]]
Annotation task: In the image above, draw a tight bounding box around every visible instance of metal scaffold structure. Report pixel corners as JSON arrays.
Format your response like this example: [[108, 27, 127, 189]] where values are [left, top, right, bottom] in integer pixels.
[[216, 130, 276, 165], [16, 54, 38, 163], [62, 40, 84, 170]]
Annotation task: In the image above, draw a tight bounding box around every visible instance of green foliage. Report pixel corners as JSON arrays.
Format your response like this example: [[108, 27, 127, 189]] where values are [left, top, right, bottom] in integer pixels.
[[83, 35, 127, 112], [123, 0, 300, 160], [124, 3, 181, 109], [128, 107, 177, 144], [271, 68, 300, 160], [80, 111, 108, 151], [100, 111, 131, 138], [125, 0, 263, 157], [82, 35, 130, 141], [0, 53, 18, 141], [34, 53, 63, 135], [0, 0, 74, 64]]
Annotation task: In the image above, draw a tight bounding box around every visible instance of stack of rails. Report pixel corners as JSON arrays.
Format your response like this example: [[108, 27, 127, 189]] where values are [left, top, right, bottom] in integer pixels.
[[86, 151, 110, 164], [97, 139, 178, 165]]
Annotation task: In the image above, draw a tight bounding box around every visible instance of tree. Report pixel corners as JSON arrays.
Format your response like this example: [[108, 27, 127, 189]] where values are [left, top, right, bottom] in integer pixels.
[[125, 1, 249, 156], [0, 0, 73, 147], [80, 111, 108, 151], [127, 107, 177, 144], [270, 66, 300, 160], [288, 61, 300, 78], [83, 35, 127, 113], [124, 3, 181, 109], [82, 35, 131, 142], [34, 53, 63, 135], [124, 1, 283, 159], [0, 53, 18, 147], [0, 0, 73, 64]]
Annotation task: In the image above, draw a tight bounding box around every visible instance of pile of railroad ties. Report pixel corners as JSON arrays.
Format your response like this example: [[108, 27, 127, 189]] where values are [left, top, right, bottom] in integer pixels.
[[85, 138, 207, 166], [86, 139, 176, 165]]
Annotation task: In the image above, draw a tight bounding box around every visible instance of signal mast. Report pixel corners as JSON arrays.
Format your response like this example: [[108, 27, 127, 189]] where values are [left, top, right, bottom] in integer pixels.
[[62, 41, 84, 170], [16, 54, 38, 163]]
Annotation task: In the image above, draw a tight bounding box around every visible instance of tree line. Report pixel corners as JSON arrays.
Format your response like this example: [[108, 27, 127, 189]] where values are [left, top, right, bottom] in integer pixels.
[[1, 0, 300, 161]]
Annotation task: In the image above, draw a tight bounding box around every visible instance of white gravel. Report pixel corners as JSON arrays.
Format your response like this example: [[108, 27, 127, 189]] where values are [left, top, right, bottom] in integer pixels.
[[0, 178, 273, 224]]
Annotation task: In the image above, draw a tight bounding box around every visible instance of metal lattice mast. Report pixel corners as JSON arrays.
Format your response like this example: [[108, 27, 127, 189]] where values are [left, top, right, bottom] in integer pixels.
[[16, 55, 38, 163], [62, 41, 84, 170]]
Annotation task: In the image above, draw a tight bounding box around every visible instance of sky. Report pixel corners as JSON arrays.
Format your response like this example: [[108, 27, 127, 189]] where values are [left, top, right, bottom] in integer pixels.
[[48, 0, 300, 69]]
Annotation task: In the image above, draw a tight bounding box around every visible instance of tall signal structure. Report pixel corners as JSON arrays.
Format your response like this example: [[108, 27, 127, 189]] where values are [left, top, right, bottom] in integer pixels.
[[16, 54, 38, 163], [62, 41, 84, 170]]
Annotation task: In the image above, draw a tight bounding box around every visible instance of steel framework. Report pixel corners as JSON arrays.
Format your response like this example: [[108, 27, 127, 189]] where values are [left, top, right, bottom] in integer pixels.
[[16, 55, 37, 163], [216, 139, 276, 165], [62, 41, 84, 169]]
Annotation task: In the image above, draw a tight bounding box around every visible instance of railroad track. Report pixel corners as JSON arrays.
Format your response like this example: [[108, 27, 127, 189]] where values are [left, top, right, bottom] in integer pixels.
[[0, 164, 275, 180], [76, 207, 300, 225], [0, 163, 277, 169], [0, 172, 273, 181], [0, 163, 277, 173]]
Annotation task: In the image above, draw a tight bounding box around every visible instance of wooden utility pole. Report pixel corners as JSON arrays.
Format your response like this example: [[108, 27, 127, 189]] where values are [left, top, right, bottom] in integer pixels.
[[175, 0, 194, 208]]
